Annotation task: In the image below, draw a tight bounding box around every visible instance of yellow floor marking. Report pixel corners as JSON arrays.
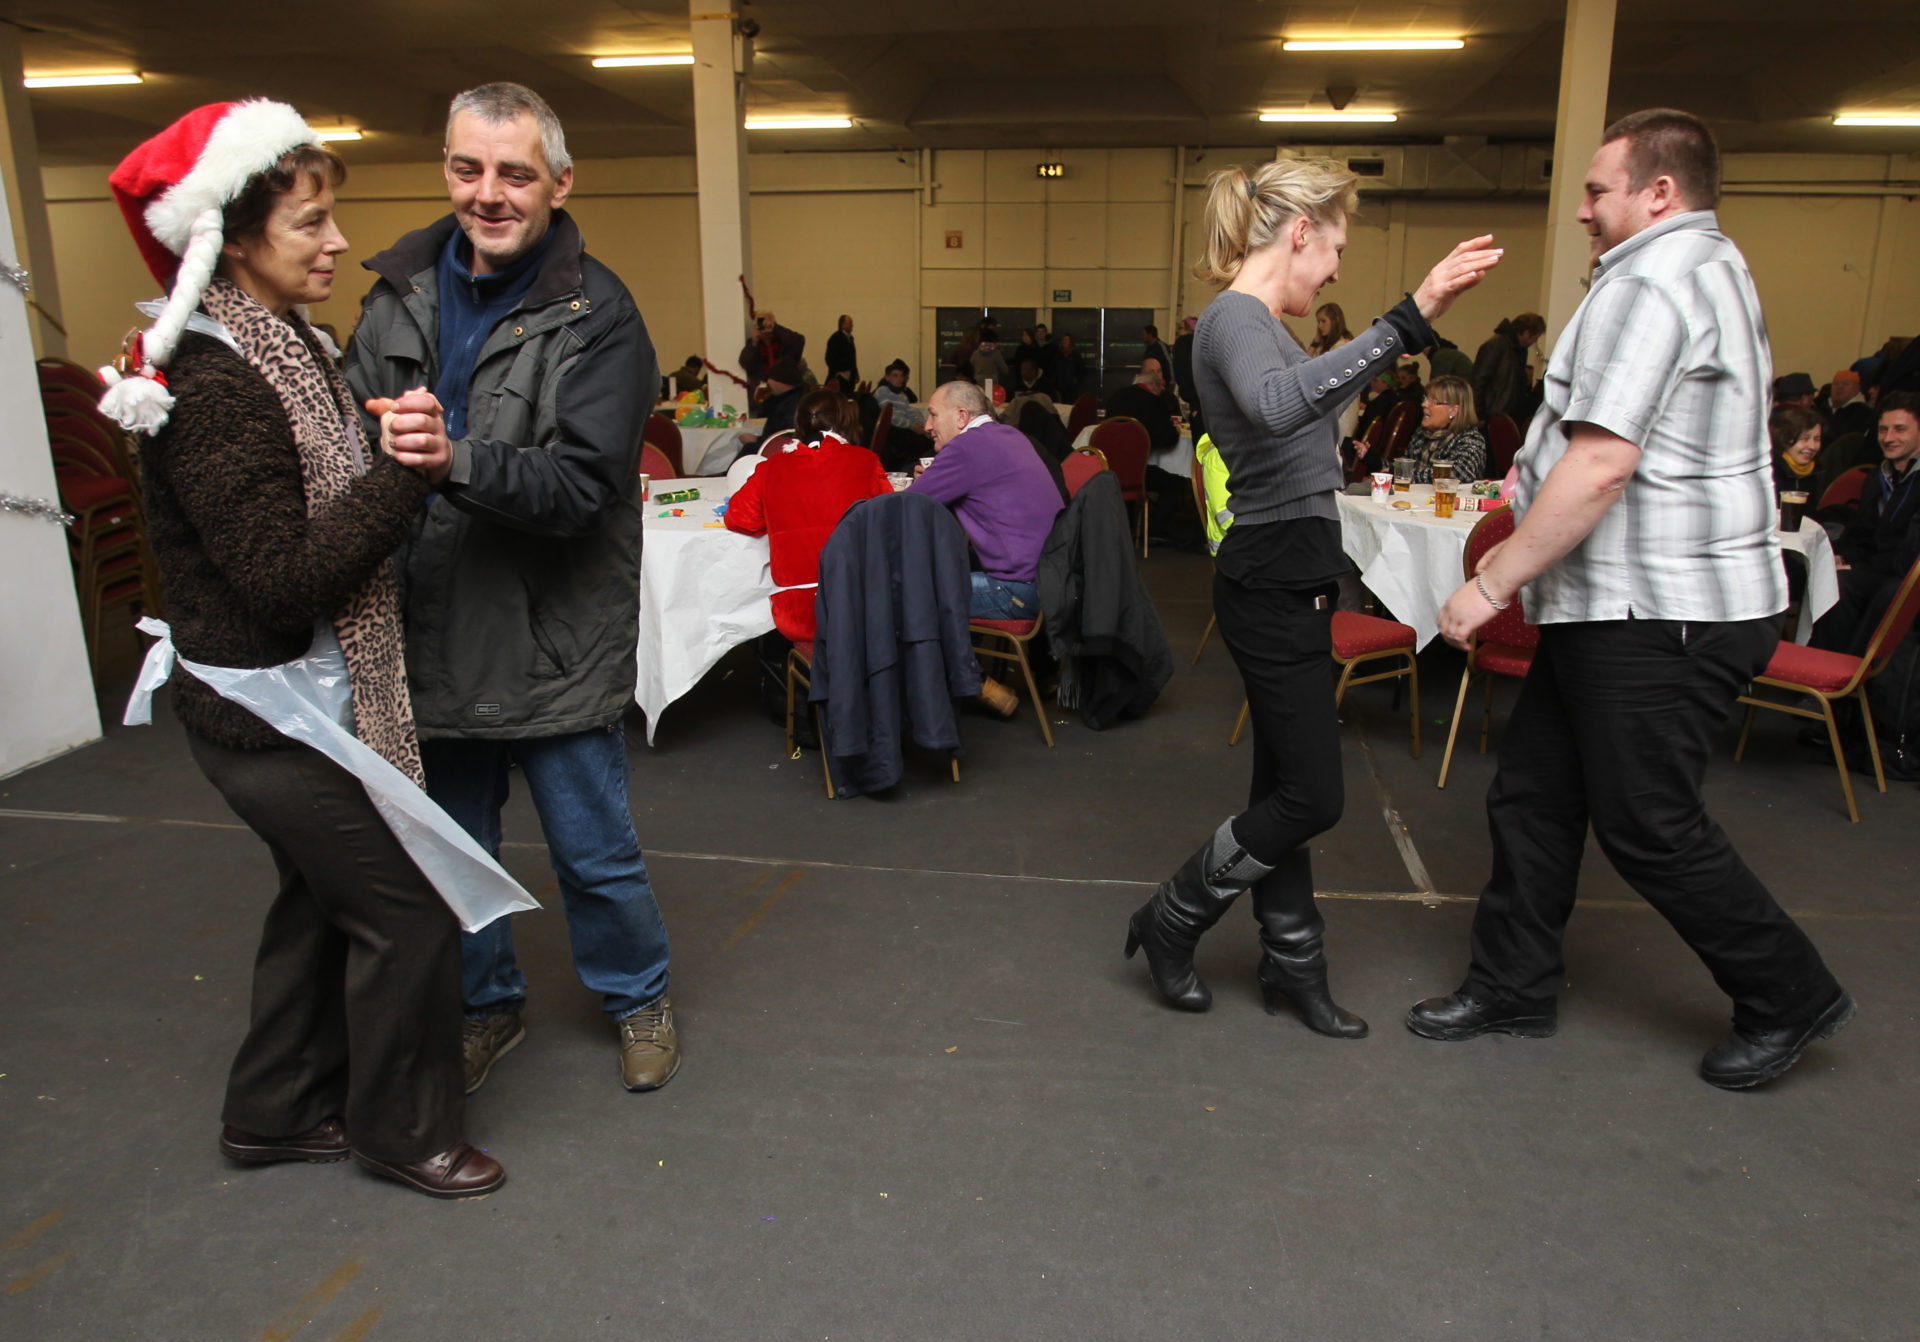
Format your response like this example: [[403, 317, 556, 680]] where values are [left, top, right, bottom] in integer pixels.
[[261, 1256, 363, 1342], [723, 869, 804, 950], [1, 1207, 65, 1256], [3, 1248, 73, 1295], [328, 1304, 385, 1342]]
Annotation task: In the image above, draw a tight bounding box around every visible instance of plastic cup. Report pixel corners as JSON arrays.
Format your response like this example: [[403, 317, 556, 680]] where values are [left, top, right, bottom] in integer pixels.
[[1779, 490, 1809, 531], [1370, 471, 1394, 503], [1393, 457, 1414, 492], [639, 473, 650, 503], [1434, 486, 1456, 519]]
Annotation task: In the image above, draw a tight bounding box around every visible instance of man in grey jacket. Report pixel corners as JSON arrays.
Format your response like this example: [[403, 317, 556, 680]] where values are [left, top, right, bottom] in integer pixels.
[[345, 82, 678, 1097]]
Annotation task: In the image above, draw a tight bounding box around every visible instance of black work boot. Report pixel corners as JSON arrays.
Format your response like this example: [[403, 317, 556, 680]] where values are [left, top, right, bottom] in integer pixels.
[[1126, 820, 1272, 1011], [1251, 874, 1369, 1038]]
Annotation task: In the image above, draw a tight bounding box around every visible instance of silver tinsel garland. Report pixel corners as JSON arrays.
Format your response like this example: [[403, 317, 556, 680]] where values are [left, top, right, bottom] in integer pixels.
[[1, 490, 75, 527]]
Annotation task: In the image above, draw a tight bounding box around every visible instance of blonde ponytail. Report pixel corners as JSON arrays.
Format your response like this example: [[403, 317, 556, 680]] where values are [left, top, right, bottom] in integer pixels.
[[1191, 159, 1361, 289]]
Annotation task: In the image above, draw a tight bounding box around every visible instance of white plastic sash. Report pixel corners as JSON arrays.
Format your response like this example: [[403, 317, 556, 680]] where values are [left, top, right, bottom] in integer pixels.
[[126, 618, 540, 932]]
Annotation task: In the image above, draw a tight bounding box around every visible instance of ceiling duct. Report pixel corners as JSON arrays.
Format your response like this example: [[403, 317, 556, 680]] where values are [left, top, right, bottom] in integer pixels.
[[1274, 143, 1553, 196]]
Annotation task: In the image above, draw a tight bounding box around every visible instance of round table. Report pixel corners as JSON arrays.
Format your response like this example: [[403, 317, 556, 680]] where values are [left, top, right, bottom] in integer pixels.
[[633, 479, 773, 743], [1335, 492, 1841, 649], [675, 420, 766, 476]]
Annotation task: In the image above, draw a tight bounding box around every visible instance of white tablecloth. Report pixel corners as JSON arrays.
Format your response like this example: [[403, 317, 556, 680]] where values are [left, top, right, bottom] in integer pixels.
[[678, 420, 766, 476], [633, 479, 773, 743], [1071, 424, 1194, 477], [1779, 520, 1840, 643], [1336, 492, 1484, 649], [1336, 493, 1841, 650]]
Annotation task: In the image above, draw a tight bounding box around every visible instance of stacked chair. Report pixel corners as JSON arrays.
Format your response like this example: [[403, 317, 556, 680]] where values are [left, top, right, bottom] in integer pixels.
[[37, 358, 165, 678]]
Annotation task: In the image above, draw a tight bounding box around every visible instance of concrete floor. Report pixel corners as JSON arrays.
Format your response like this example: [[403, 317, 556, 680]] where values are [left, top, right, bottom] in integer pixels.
[[3, 552, 1915, 1341]]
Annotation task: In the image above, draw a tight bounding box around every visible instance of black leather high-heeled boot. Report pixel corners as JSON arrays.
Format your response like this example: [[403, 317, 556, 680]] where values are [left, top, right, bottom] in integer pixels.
[[1126, 820, 1272, 1011], [1251, 874, 1368, 1038]]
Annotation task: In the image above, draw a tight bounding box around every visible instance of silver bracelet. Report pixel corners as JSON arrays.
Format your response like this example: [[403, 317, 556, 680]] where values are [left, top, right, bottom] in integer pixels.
[[1475, 574, 1509, 611]]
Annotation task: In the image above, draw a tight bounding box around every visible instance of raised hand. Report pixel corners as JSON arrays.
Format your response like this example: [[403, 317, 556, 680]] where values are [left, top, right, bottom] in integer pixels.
[[1413, 235, 1504, 321]]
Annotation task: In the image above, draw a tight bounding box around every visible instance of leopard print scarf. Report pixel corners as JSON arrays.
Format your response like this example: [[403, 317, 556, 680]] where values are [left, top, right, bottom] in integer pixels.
[[199, 277, 425, 788]]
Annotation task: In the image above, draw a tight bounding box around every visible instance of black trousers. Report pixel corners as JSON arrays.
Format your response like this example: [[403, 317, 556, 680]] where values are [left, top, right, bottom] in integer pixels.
[[189, 734, 465, 1163], [1214, 574, 1345, 894], [1465, 618, 1840, 1031]]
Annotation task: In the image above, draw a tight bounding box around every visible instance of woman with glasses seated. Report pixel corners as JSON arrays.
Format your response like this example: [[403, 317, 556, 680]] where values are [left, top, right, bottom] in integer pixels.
[[1407, 375, 1488, 483]]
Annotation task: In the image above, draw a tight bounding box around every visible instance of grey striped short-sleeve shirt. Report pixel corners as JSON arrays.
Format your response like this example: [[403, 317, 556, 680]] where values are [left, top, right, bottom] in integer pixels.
[[1515, 210, 1786, 624]]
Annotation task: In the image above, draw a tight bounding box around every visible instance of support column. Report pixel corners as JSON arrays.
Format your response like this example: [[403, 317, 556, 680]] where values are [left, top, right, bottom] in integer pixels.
[[691, 6, 752, 403], [1538, 0, 1616, 357], [0, 23, 67, 359]]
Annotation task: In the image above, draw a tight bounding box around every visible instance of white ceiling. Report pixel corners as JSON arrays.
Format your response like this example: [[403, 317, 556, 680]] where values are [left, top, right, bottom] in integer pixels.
[[4, 1, 1919, 165]]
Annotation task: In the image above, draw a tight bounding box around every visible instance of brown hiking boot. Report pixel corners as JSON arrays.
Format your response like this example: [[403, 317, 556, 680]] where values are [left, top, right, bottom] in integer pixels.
[[618, 996, 681, 1092], [462, 1012, 525, 1095], [977, 676, 1018, 717]]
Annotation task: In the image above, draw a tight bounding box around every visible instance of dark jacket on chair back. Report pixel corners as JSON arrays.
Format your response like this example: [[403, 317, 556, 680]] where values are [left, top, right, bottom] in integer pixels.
[[1036, 470, 1173, 729], [810, 492, 982, 796]]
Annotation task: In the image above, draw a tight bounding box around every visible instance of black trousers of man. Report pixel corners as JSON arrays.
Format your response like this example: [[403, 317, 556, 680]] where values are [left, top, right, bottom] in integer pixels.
[[189, 735, 466, 1163], [1464, 617, 1841, 1033]]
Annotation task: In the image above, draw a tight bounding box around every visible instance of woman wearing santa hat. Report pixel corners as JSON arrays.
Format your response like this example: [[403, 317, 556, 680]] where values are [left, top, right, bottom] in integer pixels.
[[101, 101, 503, 1198]]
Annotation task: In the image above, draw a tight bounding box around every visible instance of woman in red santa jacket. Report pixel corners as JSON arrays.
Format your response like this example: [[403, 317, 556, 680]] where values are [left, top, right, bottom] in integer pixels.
[[725, 387, 893, 642]]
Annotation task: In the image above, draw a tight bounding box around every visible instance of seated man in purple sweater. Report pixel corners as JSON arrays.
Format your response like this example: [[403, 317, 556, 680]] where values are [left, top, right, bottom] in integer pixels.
[[912, 380, 1065, 620]]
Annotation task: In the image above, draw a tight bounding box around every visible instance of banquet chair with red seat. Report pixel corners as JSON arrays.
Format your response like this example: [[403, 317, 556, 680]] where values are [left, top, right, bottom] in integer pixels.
[[1487, 414, 1522, 477], [643, 413, 684, 476], [1066, 394, 1099, 440], [1382, 402, 1420, 464], [1061, 447, 1107, 499], [1088, 416, 1151, 555], [1733, 553, 1920, 822], [970, 612, 1052, 747], [1227, 610, 1421, 756], [758, 430, 799, 457], [1817, 464, 1872, 514], [1436, 505, 1538, 787], [1190, 446, 1217, 663], [639, 443, 674, 485], [869, 400, 892, 452]]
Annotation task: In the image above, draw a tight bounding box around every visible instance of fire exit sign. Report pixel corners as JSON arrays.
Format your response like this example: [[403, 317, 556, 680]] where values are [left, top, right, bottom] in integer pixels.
[[1052, 289, 1071, 302]]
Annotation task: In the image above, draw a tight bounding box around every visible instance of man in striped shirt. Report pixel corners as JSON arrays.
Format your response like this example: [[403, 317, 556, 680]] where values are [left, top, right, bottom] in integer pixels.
[[1410, 109, 1851, 1089]]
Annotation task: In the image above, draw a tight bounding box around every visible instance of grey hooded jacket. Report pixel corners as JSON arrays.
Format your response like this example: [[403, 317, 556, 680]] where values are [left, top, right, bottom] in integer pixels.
[[344, 210, 659, 739]]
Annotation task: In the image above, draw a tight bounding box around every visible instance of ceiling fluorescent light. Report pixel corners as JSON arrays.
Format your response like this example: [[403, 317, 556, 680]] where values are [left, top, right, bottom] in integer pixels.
[[592, 55, 695, 68], [1283, 39, 1464, 52], [314, 129, 363, 142], [1832, 114, 1920, 127], [745, 116, 853, 130], [1260, 111, 1399, 123], [23, 72, 143, 89]]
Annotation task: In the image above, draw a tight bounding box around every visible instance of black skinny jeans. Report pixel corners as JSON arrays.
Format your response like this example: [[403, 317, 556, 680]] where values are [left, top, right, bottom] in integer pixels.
[[189, 734, 466, 1163], [1214, 573, 1346, 896], [1464, 617, 1840, 1031]]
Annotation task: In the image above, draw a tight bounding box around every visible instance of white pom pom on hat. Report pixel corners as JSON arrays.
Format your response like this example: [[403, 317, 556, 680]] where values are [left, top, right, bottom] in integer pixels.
[[98, 100, 322, 433]]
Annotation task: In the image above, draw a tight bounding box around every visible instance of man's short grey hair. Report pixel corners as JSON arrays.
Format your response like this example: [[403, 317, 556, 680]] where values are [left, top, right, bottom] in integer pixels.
[[447, 82, 572, 175], [938, 380, 993, 419]]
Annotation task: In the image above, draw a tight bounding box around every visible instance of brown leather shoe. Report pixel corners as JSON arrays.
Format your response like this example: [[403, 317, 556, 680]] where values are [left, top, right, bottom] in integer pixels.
[[352, 1143, 505, 1199], [220, 1117, 349, 1164], [977, 676, 1018, 718]]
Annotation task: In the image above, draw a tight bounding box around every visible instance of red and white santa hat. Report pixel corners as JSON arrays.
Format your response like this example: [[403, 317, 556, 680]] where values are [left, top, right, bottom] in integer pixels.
[[98, 99, 322, 433]]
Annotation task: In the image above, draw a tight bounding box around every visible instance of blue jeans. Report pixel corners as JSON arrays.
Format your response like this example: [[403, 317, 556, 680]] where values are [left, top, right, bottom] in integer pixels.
[[970, 573, 1039, 619], [422, 726, 671, 1021]]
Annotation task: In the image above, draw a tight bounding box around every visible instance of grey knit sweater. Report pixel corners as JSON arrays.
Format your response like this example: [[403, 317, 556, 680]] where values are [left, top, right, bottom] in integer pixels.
[[1193, 290, 1430, 527]]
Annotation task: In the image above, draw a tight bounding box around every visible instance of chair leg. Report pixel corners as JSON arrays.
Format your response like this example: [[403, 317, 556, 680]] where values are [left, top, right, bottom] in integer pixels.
[[1228, 698, 1250, 746], [1011, 638, 1053, 748], [1139, 493, 1150, 559], [1191, 612, 1215, 665], [951, 755, 961, 783], [1478, 674, 1495, 754], [784, 653, 802, 760], [1406, 651, 1421, 760], [1331, 658, 1355, 710], [1818, 694, 1860, 823], [814, 706, 835, 799], [1734, 700, 1757, 761], [1437, 666, 1473, 789], [1856, 685, 1887, 795]]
